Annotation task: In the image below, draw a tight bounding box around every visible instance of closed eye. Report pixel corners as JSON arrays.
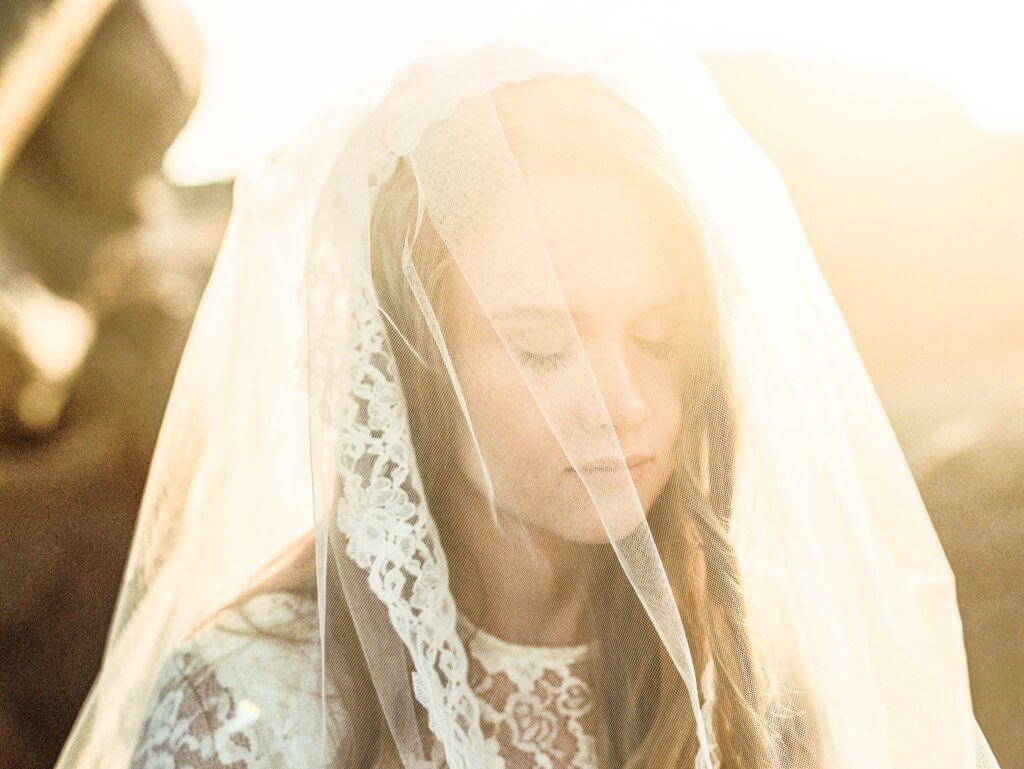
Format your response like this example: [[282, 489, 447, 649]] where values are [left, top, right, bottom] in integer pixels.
[[632, 335, 683, 357], [516, 348, 571, 372]]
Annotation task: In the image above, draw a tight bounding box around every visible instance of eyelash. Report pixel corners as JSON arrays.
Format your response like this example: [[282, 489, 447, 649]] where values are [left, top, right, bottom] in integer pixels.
[[515, 334, 680, 372], [516, 349, 570, 372], [633, 335, 682, 358]]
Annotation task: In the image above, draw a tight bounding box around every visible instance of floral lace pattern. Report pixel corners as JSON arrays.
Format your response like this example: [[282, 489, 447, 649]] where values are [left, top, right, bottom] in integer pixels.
[[128, 593, 325, 769], [129, 593, 719, 769], [330, 282, 485, 768], [456, 615, 720, 769], [458, 615, 597, 769], [129, 649, 258, 769]]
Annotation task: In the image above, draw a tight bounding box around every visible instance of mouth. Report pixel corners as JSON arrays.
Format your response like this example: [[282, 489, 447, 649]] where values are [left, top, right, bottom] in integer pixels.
[[570, 453, 655, 476]]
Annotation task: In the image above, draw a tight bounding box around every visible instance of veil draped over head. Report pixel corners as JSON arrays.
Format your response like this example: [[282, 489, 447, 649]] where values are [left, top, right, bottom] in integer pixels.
[[56, 28, 1001, 769]]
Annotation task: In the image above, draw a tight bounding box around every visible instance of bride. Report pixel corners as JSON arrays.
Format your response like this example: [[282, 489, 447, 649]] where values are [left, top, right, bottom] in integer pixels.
[[54, 31, 1001, 769]]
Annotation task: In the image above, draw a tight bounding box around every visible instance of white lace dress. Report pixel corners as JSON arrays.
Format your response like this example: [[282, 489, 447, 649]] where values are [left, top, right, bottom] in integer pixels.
[[129, 591, 717, 769]]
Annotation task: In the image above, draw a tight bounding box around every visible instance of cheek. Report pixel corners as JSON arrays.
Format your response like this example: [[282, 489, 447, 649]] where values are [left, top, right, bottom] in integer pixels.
[[649, 377, 685, 443], [452, 343, 563, 484], [638, 373, 687, 484]]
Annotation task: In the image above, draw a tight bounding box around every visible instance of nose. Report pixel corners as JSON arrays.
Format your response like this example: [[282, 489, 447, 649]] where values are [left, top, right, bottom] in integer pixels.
[[588, 342, 650, 432]]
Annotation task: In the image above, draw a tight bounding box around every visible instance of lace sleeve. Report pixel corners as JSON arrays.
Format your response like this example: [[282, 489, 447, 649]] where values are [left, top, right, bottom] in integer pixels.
[[129, 646, 263, 769], [128, 592, 330, 769]]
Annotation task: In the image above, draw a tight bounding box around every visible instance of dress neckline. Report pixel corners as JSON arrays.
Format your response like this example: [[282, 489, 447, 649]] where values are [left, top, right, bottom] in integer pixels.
[[456, 612, 595, 665]]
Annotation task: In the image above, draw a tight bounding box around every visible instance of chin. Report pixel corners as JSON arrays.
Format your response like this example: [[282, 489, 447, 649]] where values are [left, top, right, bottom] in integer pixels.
[[538, 489, 655, 546]]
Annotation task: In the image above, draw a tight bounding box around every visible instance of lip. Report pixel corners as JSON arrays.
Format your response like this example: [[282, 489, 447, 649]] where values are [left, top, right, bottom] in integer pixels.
[[574, 453, 654, 474]]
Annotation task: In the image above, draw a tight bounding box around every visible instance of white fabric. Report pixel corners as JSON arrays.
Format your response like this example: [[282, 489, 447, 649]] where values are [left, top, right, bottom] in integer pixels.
[[128, 593, 325, 769], [127, 592, 718, 769], [55, 23, 1002, 769]]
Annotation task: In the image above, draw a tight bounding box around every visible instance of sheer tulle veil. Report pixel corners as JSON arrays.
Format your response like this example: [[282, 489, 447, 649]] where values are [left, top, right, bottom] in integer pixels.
[[54, 22, 1001, 769]]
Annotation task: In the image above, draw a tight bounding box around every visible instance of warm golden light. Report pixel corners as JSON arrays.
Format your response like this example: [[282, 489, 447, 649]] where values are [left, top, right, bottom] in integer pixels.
[[164, 0, 1024, 185]]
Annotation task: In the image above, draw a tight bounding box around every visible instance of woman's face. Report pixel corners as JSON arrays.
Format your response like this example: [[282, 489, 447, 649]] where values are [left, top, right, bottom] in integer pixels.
[[440, 169, 702, 545]]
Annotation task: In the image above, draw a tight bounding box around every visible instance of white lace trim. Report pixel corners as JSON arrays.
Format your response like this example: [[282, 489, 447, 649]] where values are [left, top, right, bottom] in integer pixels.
[[320, 52, 570, 769], [129, 593, 325, 769], [459, 615, 594, 666], [455, 614, 720, 769], [130, 592, 720, 769], [331, 284, 483, 769], [457, 614, 597, 769]]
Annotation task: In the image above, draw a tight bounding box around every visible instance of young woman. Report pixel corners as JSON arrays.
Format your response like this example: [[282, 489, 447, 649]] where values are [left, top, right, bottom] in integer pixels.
[[55, 36, 1000, 769]]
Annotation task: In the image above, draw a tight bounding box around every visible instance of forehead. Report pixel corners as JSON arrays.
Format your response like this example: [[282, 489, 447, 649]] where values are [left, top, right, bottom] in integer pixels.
[[492, 169, 702, 321]]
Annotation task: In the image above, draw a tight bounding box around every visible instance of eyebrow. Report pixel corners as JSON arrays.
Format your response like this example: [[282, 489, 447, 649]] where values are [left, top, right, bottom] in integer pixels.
[[493, 291, 687, 324], [493, 306, 568, 324]]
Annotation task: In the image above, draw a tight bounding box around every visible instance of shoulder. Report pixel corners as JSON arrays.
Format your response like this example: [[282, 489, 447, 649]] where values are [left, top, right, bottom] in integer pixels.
[[129, 591, 326, 769], [186, 589, 320, 684]]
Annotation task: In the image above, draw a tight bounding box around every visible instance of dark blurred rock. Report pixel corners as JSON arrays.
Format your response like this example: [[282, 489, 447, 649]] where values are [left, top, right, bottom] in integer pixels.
[[886, 356, 1024, 769], [0, 179, 229, 768], [0, 3, 215, 768]]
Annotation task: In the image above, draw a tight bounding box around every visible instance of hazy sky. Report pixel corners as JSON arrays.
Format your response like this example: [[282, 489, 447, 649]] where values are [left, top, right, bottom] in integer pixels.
[[165, 0, 1024, 184]]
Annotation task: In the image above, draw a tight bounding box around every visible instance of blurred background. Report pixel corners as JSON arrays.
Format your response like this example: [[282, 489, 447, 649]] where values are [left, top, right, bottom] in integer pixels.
[[0, 1, 1020, 768]]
